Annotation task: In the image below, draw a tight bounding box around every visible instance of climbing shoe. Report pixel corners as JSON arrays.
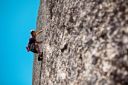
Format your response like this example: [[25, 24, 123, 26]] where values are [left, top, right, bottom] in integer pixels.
[[38, 52, 43, 61], [38, 56, 43, 61]]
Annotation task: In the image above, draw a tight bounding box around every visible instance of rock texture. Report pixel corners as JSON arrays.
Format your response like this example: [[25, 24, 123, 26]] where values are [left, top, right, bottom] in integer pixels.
[[33, 0, 128, 85]]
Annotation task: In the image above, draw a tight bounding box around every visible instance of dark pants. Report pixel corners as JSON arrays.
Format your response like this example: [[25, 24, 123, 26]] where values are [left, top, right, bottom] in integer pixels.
[[32, 44, 40, 53]]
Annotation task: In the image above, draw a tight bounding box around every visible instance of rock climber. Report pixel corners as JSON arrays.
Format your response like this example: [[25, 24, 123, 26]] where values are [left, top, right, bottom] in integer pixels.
[[26, 29, 43, 61]]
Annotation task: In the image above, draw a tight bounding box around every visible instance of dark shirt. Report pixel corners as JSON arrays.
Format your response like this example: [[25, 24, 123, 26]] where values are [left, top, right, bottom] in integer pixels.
[[28, 37, 38, 53], [29, 37, 36, 44]]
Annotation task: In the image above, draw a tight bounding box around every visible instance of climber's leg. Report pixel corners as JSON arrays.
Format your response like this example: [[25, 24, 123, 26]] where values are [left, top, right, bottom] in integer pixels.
[[35, 43, 43, 61]]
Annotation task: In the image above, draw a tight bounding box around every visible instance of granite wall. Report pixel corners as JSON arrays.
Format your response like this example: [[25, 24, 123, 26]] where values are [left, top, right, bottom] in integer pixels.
[[33, 0, 128, 85]]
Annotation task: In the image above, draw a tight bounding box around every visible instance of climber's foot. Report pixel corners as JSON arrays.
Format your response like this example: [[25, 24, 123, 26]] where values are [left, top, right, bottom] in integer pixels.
[[38, 52, 43, 61], [38, 56, 43, 61]]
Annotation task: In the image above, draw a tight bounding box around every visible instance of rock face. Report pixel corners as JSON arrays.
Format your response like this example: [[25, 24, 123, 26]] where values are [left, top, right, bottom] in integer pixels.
[[33, 0, 128, 85]]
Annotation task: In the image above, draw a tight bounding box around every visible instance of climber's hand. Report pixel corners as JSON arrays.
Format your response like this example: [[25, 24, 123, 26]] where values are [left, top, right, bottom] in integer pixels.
[[36, 41, 43, 44], [36, 29, 43, 35]]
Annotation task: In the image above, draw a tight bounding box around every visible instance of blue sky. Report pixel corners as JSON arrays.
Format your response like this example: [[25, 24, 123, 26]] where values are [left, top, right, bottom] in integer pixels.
[[0, 0, 40, 85]]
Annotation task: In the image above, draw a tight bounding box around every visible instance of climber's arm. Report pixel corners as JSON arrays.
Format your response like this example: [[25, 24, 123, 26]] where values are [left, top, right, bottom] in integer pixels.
[[36, 40, 43, 44], [36, 29, 43, 35], [35, 28, 45, 44]]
